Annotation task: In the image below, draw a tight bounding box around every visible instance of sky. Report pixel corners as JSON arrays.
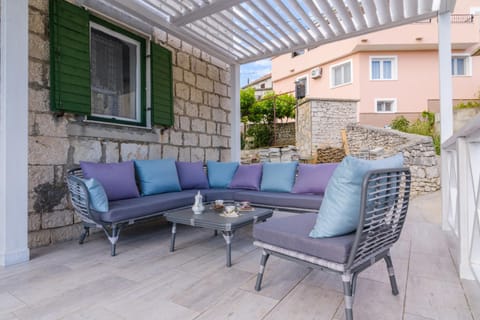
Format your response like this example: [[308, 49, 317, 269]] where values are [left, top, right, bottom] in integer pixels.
[[240, 58, 272, 87]]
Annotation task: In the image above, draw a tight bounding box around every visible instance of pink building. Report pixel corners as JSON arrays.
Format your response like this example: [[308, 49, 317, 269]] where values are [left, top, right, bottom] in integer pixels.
[[272, 0, 480, 127]]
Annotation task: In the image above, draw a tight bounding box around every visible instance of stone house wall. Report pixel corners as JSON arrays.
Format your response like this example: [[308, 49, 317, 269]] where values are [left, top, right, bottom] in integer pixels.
[[274, 122, 295, 146], [28, 1, 231, 247], [296, 98, 357, 159], [346, 124, 440, 196]]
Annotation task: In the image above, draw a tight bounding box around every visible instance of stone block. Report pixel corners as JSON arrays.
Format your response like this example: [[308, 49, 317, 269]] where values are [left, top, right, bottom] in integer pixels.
[[207, 93, 220, 108], [153, 29, 167, 42], [179, 147, 191, 161], [29, 165, 54, 193], [206, 121, 217, 134], [201, 51, 211, 62], [72, 139, 102, 164], [193, 47, 201, 58], [53, 194, 69, 211], [192, 119, 206, 132], [426, 166, 439, 178], [221, 123, 231, 137], [214, 82, 228, 96], [163, 145, 179, 159], [199, 134, 211, 147], [28, 230, 51, 248], [29, 11, 46, 37], [29, 60, 46, 87], [184, 133, 198, 146], [28, 213, 41, 232], [29, 136, 69, 165], [174, 98, 185, 115], [190, 88, 203, 104], [104, 142, 119, 163], [220, 69, 231, 84], [192, 58, 207, 76], [51, 224, 83, 243], [207, 64, 220, 81], [170, 130, 183, 146], [29, 0, 49, 12], [212, 109, 227, 123], [220, 97, 231, 110], [220, 149, 231, 162], [35, 113, 68, 137], [180, 116, 191, 131], [29, 88, 49, 112], [42, 210, 74, 229], [196, 75, 213, 92], [212, 136, 228, 148], [199, 105, 211, 120], [175, 82, 190, 100], [172, 66, 183, 82], [184, 71, 196, 86], [121, 143, 148, 161], [149, 144, 162, 160], [167, 34, 181, 49], [29, 33, 49, 61], [191, 148, 205, 162], [182, 42, 193, 54], [205, 148, 220, 161], [185, 102, 199, 117], [177, 52, 190, 70]]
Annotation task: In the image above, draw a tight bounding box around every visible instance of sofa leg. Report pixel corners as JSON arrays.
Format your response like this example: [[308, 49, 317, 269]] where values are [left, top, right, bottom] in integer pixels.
[[342, 273, 354, 320], [79, 226, 90, 245], [104, 225, 121, 256], [255, 250, 270, 291], [384, 253, 399, 295]]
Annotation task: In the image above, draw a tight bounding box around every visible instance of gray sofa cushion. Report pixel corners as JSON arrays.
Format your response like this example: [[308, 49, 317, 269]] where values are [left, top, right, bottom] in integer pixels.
[[234, 191, 323, 210], [253, 213, 355, 264], [102, 190, 197, 223], [199, 189, 236, 201]]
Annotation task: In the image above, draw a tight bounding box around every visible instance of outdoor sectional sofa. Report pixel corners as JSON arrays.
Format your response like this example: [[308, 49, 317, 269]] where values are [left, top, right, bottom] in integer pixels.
[[67, 159, 338, 256]]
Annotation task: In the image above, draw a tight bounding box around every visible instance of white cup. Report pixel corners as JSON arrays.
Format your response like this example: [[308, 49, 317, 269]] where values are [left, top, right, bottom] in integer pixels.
[[225, 205, 236, 214], [215, 199, 224, 206]]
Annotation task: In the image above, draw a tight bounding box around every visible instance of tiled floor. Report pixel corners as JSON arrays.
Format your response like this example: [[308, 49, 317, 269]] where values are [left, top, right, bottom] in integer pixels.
[[0, 191, 478, 320]]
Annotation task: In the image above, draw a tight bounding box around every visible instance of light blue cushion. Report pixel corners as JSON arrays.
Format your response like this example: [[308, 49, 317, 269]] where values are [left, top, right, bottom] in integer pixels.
[[134, 159, 181, 196], [82, 178, 109, 212], [310, 154, 404, 238], [260, 161, 298, 193], [207, 161, 239, 189]]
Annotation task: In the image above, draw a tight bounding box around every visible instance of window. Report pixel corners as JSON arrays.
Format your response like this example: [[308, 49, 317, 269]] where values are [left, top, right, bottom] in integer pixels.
[[452, 56, 471, 76], [292, 49, 305, 58], [370, 57, 397, 80], [50, 0, 173, 127], [260, 83, 265, 89], [330, 60, 352, 87], [375, 99, 397, 113], [295, 75, 308, 99]]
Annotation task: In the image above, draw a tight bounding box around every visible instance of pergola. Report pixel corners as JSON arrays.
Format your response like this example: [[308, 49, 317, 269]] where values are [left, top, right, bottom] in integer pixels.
[[0, 0, 456, 269]]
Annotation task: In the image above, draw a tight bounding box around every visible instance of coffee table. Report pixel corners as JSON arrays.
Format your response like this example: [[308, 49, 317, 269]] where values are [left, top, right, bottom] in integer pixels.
[[165, 206, 273, 267]]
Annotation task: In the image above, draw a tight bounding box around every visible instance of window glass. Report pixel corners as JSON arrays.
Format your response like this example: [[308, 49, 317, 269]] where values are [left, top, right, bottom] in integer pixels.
[[376, 100, 395, 112], [332, 61, 352, 87], [371, 57, 395, 80], [90, 25, 140, 122]]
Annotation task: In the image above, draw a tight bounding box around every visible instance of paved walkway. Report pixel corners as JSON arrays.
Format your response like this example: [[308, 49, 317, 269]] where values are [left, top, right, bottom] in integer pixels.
[[0, 192, 478, 319]]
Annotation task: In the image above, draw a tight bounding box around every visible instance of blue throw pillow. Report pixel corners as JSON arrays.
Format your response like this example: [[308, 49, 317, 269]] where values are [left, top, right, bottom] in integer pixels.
[[82, 178, 109, 212], [260, 162, 298, 193], [310, 154, 404, 238], [207, 161, 239, 189], [134, 159, 181, 196]]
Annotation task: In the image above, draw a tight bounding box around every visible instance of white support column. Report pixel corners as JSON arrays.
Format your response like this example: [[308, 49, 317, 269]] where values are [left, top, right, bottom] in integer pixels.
[[0, 0, 30, 266], [230, 63, 241, 162], [438, 11, 454, 232]]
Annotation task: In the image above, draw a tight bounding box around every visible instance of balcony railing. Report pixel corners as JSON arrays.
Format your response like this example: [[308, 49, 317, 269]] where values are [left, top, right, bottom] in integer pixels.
[[415, 14, 475, 24], [442, 114, 480, 284]]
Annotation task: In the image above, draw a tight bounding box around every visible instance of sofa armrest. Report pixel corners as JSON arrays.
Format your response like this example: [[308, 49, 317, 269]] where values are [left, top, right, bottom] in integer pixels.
[[66, 168, 99, 225]]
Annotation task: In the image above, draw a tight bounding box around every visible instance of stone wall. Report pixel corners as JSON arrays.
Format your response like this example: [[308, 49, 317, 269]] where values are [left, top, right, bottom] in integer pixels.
[[296, 98, 357, 159], [346, 124, 440, 196], [28, 1, 231, 248], [274, 122, 295, 146]]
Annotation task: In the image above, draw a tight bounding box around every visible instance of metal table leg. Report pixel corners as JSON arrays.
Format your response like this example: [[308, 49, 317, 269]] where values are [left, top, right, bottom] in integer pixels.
[[170, 223, 177, 252], [222, 231, 234, 267]]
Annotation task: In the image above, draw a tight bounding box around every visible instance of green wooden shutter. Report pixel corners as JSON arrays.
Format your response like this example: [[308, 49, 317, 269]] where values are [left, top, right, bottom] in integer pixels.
[[151, 43, 173, 126], [49, 0, 91, 114]]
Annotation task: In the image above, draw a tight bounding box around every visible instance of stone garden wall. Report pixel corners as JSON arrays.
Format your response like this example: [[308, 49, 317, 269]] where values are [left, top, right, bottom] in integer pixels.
[[346, 124, 440, 196], [28, 1, 231, 247], [296, 98, 357, 159]]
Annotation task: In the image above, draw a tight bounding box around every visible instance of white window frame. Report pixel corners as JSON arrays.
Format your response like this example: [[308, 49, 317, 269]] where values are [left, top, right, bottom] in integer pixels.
[[295, 74, 309, 96], [451, 54, 471, 77], [330, 59, 352, 88], [375, 98, 397, 113], [369, 56, 398, 80], [89, 22, 142, 123]]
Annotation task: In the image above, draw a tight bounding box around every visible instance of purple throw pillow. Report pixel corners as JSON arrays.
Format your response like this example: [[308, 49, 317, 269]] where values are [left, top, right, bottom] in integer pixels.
[[292, 163, 339, 195], [80, 161, 140, 201], [229, 164, 263, 191], [175, 161, 209, 190]]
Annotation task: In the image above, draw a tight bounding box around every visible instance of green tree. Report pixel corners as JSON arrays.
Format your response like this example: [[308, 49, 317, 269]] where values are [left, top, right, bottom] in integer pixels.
[[240, 87, 256, 121], [249, 92, 296, 124]]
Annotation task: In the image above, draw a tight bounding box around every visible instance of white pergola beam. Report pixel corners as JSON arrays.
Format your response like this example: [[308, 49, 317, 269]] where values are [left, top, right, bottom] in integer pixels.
[[285, 0, 324, 41], [329, 0, 356, 33], [230, 64, 241, 162], [313, 0, 347, 35], [303, 0, 335, 38], [275, 0, 316, 42], [0, 0, 29, 266], [172, 0, 248, 26], [345, 0, 368, 30]]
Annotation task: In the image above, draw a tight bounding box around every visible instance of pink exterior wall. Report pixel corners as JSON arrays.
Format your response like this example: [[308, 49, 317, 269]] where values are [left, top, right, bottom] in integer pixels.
[[272, 0, 480, 127]]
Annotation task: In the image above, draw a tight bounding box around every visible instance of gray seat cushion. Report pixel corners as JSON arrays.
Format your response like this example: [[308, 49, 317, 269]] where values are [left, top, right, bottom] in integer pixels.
[[234, 191, 323, 210], [102, 190, 197, 223], [253, 213, 355, 264], [199, 189, 237, 201]]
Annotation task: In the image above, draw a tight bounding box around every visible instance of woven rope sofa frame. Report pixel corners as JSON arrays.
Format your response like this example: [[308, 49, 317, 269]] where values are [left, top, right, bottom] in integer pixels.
[[254, 167, 411, 320], [66, 168, 180, 256]]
